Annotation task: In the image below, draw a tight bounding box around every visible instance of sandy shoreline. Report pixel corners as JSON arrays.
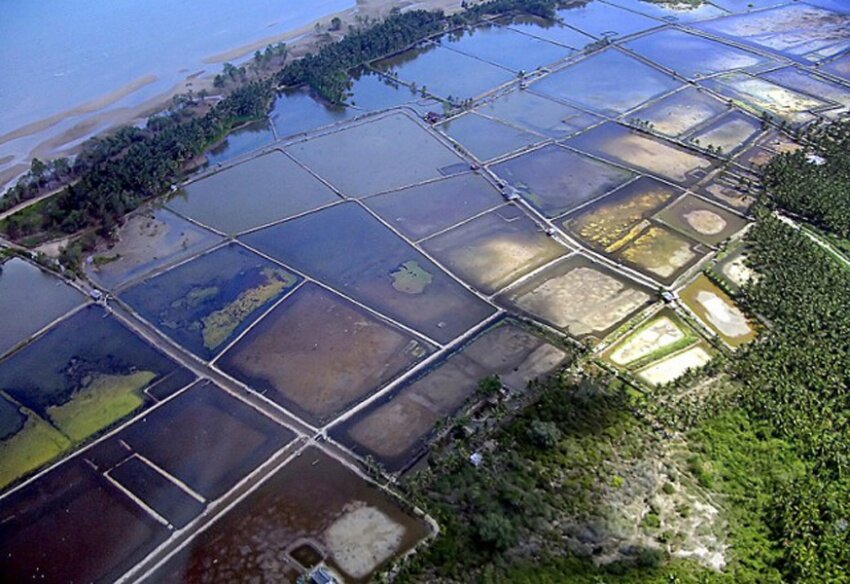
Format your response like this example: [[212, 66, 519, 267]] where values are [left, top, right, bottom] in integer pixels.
[[0, 0, 466, 193]]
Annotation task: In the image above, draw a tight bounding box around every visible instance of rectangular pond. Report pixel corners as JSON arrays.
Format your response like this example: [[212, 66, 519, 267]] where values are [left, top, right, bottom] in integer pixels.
[[0, 305, 180, 488], [624, 28, 775, 80], [241, 201, 496, 344], [421, 205, 570, 295], [680, 274, 755, 348], [120, 243, 301, 360], [373, 42, 515, 103], [363, 172, 504, 242], [530, 48, 681, 116], [687, 109, 763, 156], [601, 307, 701, 372], [286, 112, 467, 199], [331, 319, 569, 471], [114, 380, 296, 500], [656, 193, 749, 246], [438, 22, 573, 73], [270, 86, 355, 140], [84, 207, 224, 290], [490, 143, 635, 218], [436, 112, 543, 162], [499, 14, 595, 50], [150, 446, 431, 583], [0, 459, 168, 584], [555, 1, 661, 39], [476, 88, 601, 139], [0, 257, 84, 357], [204, 119, 275, 166], [497, 254, 654, 340], [629, 87, 730, 138], [217, 283, 431, 427], [567, 122, 715, 186], [561, 176, 681, 254], [168, 150, 340, 234]]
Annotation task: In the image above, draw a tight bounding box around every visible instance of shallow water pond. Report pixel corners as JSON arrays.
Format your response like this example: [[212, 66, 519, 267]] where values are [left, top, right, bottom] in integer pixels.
[[270, 87, 355, 139], [205, 119, 275, 166], [531, 48, 681, 115], [555, 1, 661, 38], [169, 150, 340, 234], [0, 257, 84, 357], [121, 243, 301, 359], [286, 112, 466, 198], [437, 112, 542, 162], [477, 88, 601, 138], [241, 201, 495, 344], [364, 172, 503, 241], [491, 143, 635, 218]]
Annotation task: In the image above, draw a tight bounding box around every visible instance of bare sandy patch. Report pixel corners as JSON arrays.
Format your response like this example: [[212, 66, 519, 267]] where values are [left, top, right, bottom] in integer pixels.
[[695, 290, 751, 338], [684, 209, 726, 235], [609, 316, 685, 366], [323, 502, 406, 579], [638, 345, 712, 386], [514, 266, 650, 336]]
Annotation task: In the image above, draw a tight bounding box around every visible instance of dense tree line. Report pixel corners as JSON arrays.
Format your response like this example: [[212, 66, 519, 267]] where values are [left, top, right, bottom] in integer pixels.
[[732, 216, 850, 582], [763, 120, 850, 238]]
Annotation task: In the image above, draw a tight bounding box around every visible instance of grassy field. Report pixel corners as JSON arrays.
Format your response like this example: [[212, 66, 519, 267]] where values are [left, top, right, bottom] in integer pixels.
[[0, 414, 71, 489], [47, 371, 155, 442]]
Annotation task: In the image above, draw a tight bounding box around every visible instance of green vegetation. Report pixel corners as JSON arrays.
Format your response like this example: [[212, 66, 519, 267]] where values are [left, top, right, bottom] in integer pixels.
[[763, 120, 850, 238], [46, 371, 155, 442], [0, 415, 71, 490], [390, 260, 434, 295], [201, 267, 297, 350]]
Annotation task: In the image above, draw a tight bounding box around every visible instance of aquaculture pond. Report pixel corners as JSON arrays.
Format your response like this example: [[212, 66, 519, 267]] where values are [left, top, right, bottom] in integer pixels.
[[687, 110, 762, 156], [500, 14, 594, 50], [629, 87, 730, 138], [0, 459, 169, 584], [84, 207, 223, 290], [636, 342, 714, 386], [241, 201, 495, 344], [270, 86, 355, 139], [656, 194, 749, 246], [602, 308, 699, 372], [363, 172, 503, 242], [0, 257, 84, 357], [217, 283, 431, 427], [694, 3, 850, 64], [373, 42, 515, 103], [151, 447, 431, 583], [421, 205, 569, 294], [438, 22, 573, 73], [531, 48, 681, 115], [555, 0, 661, 38], [680, 274, 755, 348], [120, 243, 301, 360], [111, 380, 296, 499], [614, 223, 702, 285], [761, 66, 850, 116], [491, 143, 635, 218], [437, 112, 542, 162], [604, 0, 727, 23], [624, 28, 774, 80], [498, 254, 653, 340], [567, 122, 714, 186], [700, 72, 827, 127], [345, 67, 434, 112], [332, 320, 568, 471], [286, 112, 466, 198], [205, 119, 275, 166], [475, 88, 601, 139], [561, 176, 680, 254], [168, 150, 340, 234], [0, 306, 179, 486]]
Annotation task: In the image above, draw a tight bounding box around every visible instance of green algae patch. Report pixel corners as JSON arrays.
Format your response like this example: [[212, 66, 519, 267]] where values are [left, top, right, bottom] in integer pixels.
[[0, 414, 71, 489], [202, 268, 298, 350], [391, 261, 433, 294], [48, 371, 156, 442]]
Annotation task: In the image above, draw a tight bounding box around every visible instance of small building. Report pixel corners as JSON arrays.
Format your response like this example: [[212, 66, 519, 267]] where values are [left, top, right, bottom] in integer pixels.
[[469, 452, 483, 467], [424, 111, 443, 124], [308, 566, 339, 584]]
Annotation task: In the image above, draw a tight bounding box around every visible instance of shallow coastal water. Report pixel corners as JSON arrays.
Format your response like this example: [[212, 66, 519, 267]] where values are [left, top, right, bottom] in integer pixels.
[[0, 0, 355, 185]]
